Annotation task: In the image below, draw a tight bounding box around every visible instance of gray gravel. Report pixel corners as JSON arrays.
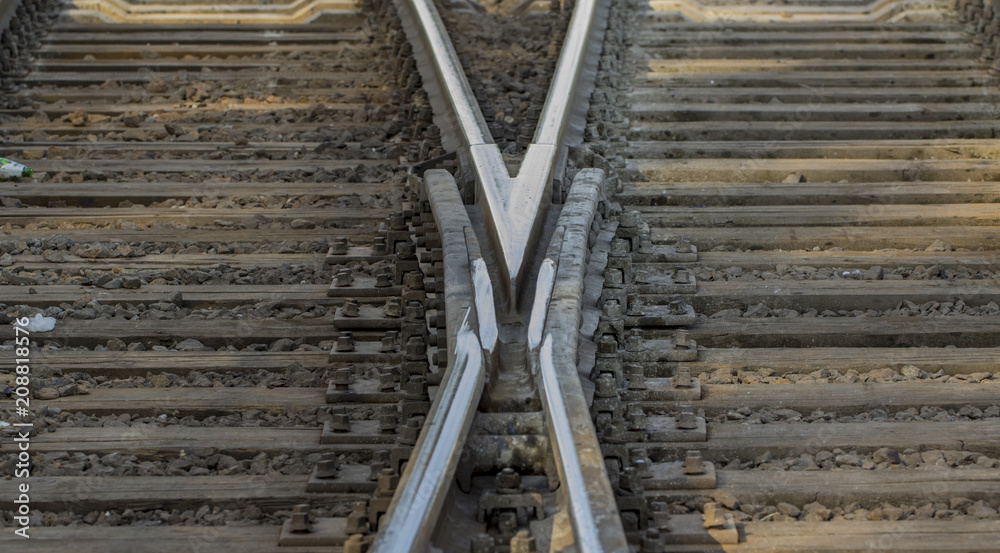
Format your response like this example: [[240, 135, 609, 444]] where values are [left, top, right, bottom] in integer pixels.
[[702, 367, 1000, 385], [1, 301, 337, 328], [705, 404, 1000, 424], [442, 8, 568, 151], [693, 264, 998, 282], [658, 496, 1000, 522], [1, 504, 352, 528], [707, 300, 1000, 319], [719, 447, 999, 472], [0, 405, 341, 430], [0, 237, 334, 257], [0, 450, 324, 478]]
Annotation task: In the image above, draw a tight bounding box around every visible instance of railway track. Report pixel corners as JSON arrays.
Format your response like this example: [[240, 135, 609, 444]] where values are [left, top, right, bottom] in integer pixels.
[[589, 0, 1000, 549], [0, 0, 449, 550], [0, 0, 998, 551]]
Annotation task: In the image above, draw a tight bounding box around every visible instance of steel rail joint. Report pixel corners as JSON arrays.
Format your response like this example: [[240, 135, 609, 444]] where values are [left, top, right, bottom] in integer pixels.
[[372, 170, 488, 553], [534, 168, 630, 553], [393, 0, 610, 303]]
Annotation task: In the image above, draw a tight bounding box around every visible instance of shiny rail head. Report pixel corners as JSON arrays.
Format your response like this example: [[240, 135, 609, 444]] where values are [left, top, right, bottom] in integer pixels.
[[527, 258, 557, 352], [533, 0, 606, 149], [471, 257, 499, 353], [396, 0, 491, 152], [396, 0, 609, 302], [538, 335, 606, 553], [372, 312, 486, 553]]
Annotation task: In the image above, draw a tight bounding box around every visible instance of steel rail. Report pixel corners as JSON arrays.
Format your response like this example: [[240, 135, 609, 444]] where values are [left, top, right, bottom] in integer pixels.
[[371, 169, 488, 553], [538, 335, 602, 553], [393, 0, 609, 301], [371, 316, 485, 551], [376, 0, 619, 548], [531, 168, 630, 553]]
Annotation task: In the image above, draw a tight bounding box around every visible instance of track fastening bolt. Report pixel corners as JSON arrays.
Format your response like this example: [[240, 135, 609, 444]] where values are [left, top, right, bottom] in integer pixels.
[[335, 268, 354, 287], [333, 368, 352, 391], [369, 450, 390, 480], [330, 237, 349, 255], [674, 329, 691, 349], [315, 454, 340, 479], [684, 450, 705, 475], [677, 405, 697, 430], [289, 504, 311, 533], [377, 468, 399, 495], [330, 413, 351, 433], [627, 364, 646, 391], [674, 366, 693, 388], [341, 300, 360, 318], [496, 467, 522, 494], [380, 331, 399, 353], [335, 331, 355, 352]]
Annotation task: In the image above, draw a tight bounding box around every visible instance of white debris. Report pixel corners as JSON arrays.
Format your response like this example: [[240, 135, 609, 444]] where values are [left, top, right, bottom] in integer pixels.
[[0, 421, 10, 428], [471, 258, 498, 354], [527, 258, 556, 351], [17, 313, 56, 333]]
